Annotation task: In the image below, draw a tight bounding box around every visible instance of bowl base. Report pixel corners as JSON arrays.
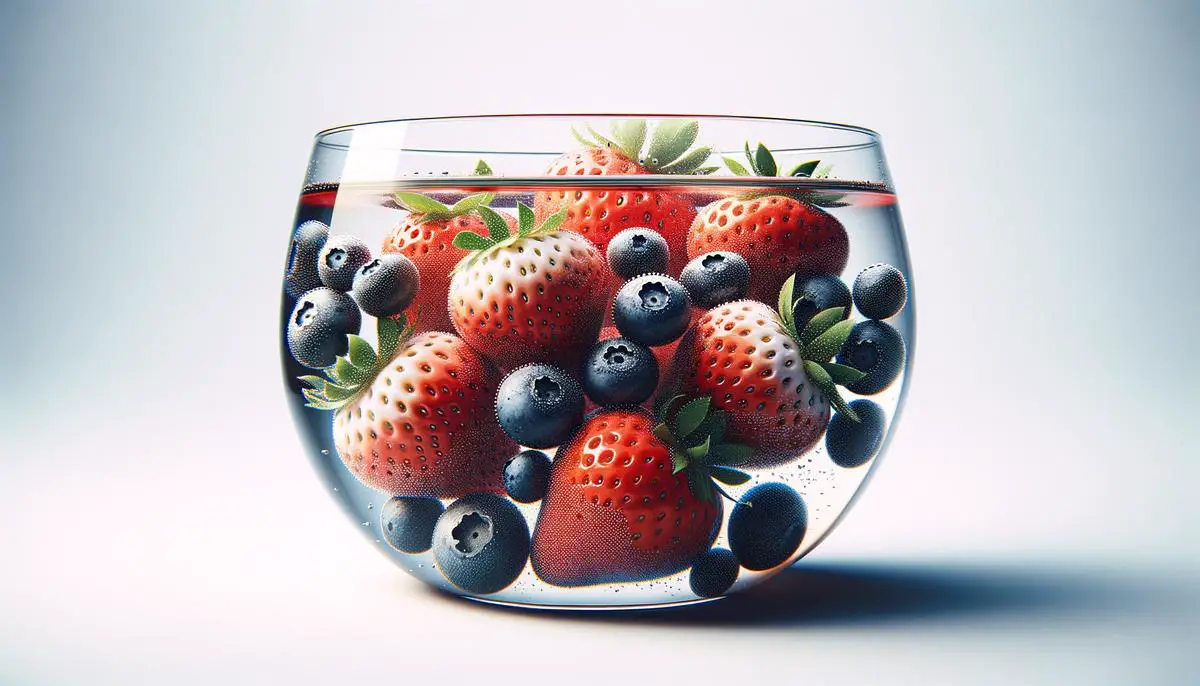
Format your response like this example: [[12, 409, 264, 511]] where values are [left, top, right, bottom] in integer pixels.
[[463, 594, 726, 613]]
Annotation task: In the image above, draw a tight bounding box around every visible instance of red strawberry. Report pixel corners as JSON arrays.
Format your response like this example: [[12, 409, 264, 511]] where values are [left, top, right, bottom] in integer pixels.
[[299, 317, 515, 498], [667, 275, 868, 468], [530, 398, 752, 587], [688, 144, 849, 303], [382, 192, 515, 333], [535, 119, 717, 277], [447, 203, 610, 372]]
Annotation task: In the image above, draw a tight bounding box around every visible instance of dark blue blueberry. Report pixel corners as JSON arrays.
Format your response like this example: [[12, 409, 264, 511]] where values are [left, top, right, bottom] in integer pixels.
[[728, 483, 807, 571], [826, 399, 887, 468], [317, 235, 372, 292], [606, 228, 669, 279], [351, 254, 419, 318], [432, 493, 530, 594], [835, 320, 905, 395], [852, 263, 908, 320], [582, 337, 658, 407], [284, 221, 329, 298], [791, 273, 851, 333], [286, 287, 362, 368], [380, 497, 444, 553], [496, 364, 585, 448], [689, 547, 740, 598], [679, 252, 751, 308], [503, 450, 552, 503], [612, 274, 691, 347]]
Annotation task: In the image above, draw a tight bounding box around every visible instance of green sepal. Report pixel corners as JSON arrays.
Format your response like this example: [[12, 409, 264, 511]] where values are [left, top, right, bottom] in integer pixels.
[[652, 422, 678, 450], [539, 208, 567, 234], [707, 443, 753, 466], [570, 127, 593, 147], [829, 390, 861, 422], [799, 306, 847, 345], [302, 388, 343, 411], [723, 156, 751, 176], [473, 159, 493, 175], [753, 143, 777, 177], [346, 334, 377, 370], [820, 362, 867, 385], [685, 435, 712, 462], [694, 166, 720, 175], [744, 141, 755, 174], [516, 203, 536, 236], [332, 357, 369, 386], [813, 162, 834, 179], [787, 160, 820, 177], [376, 316, 404, 360], [319, 381, 360, 402], [476, 206, 511, 242], [654, 393, 687, 421], [688, 468, 715, 504], [449, 192, 494, 215], [804, 360, 860, 423], [452, 231, 493, 251], [671, 449, 689, 475], [297, 375, 326, 389], [658, 146, 713, 175], [610, 119, 647, 160], [585, 125, 617, 149], [646, 120, 700, 170], [777, 274, 797, 337], [805, 318, 854, 362], [673, 397, 712, 438], [709, 465, 752, 486], [394, 191, 449, 216]]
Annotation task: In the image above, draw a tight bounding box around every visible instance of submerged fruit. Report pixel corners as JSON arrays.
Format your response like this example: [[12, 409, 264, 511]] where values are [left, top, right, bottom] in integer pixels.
[[582, 336, 659, 407], [836, 320, 905, 395], [607, 227, 670, 279], [613, 274, 691, 347], [503, 450, 552, 504], [352, 254, 419, 318], [679, 251, 751, 308], [380, 496, 444, 553], [318, 235, 372, 293], [826, 399, 886, 468], [853, 263, 908, 320], [689, 547, 740, 598], [432, 493, 530, 594], [284, 221, 329, 298], [728, 482, 806, 571], [286, 287, 361, 368], [495, 363, 585, 449]]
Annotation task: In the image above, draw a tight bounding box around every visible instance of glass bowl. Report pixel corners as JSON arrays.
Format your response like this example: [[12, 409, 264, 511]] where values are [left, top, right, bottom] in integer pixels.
[[280, 115, 914, 609]]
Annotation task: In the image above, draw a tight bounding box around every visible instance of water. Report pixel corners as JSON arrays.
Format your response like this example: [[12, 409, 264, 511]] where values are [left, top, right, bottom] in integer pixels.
[[281, 178, 914, 608]]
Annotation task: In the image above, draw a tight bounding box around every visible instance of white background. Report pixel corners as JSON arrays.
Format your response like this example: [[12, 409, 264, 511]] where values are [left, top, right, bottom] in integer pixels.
[[2, 1, 1197, 684]]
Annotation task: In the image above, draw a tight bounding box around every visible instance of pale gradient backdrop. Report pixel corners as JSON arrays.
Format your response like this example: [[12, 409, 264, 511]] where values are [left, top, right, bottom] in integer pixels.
[[1, 1, 1197, 684]]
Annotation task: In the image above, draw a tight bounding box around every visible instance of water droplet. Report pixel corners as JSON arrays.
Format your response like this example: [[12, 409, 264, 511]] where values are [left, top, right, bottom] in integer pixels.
[[320, 449, 329, 456], [367, 503, 374, 510], [360, 521, 370, 527]]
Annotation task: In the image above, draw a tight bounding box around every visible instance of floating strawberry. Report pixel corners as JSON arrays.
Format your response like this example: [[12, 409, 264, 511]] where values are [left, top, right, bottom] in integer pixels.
[[381, 192, 513, 333], [530, 396, 754, 587], [448, 202, 609, 372], [688, 143, 849, 302], [299, 316, 515, 498], [534, 119, 716, 276], [668, 275, 867, 468]]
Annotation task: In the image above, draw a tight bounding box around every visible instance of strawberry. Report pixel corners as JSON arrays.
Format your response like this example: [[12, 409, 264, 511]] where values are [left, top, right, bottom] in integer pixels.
[[447, 202, 609, 372], [530, 396, 752, 587], [382, 192, 514, 333], [667, 275, 868, 468], [534, 119, 716, 277], [688, 143, 849, 303], [299, 316, 515, 498]]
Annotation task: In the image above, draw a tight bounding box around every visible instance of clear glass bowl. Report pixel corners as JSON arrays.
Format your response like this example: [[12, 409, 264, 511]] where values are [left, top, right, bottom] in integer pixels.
[[280, 115, 914, 609]]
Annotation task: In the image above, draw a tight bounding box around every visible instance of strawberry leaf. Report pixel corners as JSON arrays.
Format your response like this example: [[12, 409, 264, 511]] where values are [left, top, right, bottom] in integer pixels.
[[394, 191, 449, 216], [476, 206, 511, 242], [799, 307, 847, 345], [473, 159, 493, 175], [686, 435, 712, 462], [320, 381, 360, 402], [709, 465, 752, 486], [346, 334, 376, 370], [806, 319, 854, 362], [688, 468, 715, 503], [787, 160, 820, 177], [376, 316, 404, 361], [516, 202, 535, 236], [702, 409, 727, 446], [586, 125, 617, 149], [819, 361, 867, 386], [695, 165, 720, 175], [723, 156, 751, 176], [654, 393, 687, 421], [297, 375, 326, 389], [744, 141, 756, 175], [813, 162, 834, 179], [658, 146, 713, 175], [778, 274, 797, 336], [803, 360, 859, 421], [302, 388, 343, 411], [571, 127, 594, 147], [452, 231, 492, 251], [652, 422, 679, 450], [671, 449, 689, 475], [333, 357, 369, 386], [449, 192, 495, 215], [753, 143, 777, 177], [707, 443, 753, 466], [539, 208, 567, 234], [674, 397, 712, 438], [611, 119, 647, 160], [826, 386, 861, 422], [646, 120, 699, 169]]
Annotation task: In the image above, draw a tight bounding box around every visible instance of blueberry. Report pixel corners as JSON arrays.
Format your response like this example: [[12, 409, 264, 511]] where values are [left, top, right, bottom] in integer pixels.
[[679, 252, 750, 308], [613, 274, 691, 347], [826, 399, 887, 468], [791, 273, 851, 333], [728, 483, 807, 571], [286, 287, 362, 368], [317, 235, 372, 292], [689, 547, 740, 598], [351, 254, 419, 318], [284, 221, 329, 298], [503, 449, 552, 503], [582, 337, 658, 407], [432, 493, 530, 594], [380, 497, 444, 553], [835, 320, 905, 395], [607, 228, 669, 279], [853, 263, 908, 320], [496, 364, 584, 448]]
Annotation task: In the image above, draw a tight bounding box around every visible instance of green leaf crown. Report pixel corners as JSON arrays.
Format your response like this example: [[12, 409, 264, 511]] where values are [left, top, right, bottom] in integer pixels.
[[775, 275, 865, 422], [648, 394, 754, 504], [297, 316, 414, 411], [573, 119, 717, 175], [723, 141, 847, 207], [449, 201, 567, 271]]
